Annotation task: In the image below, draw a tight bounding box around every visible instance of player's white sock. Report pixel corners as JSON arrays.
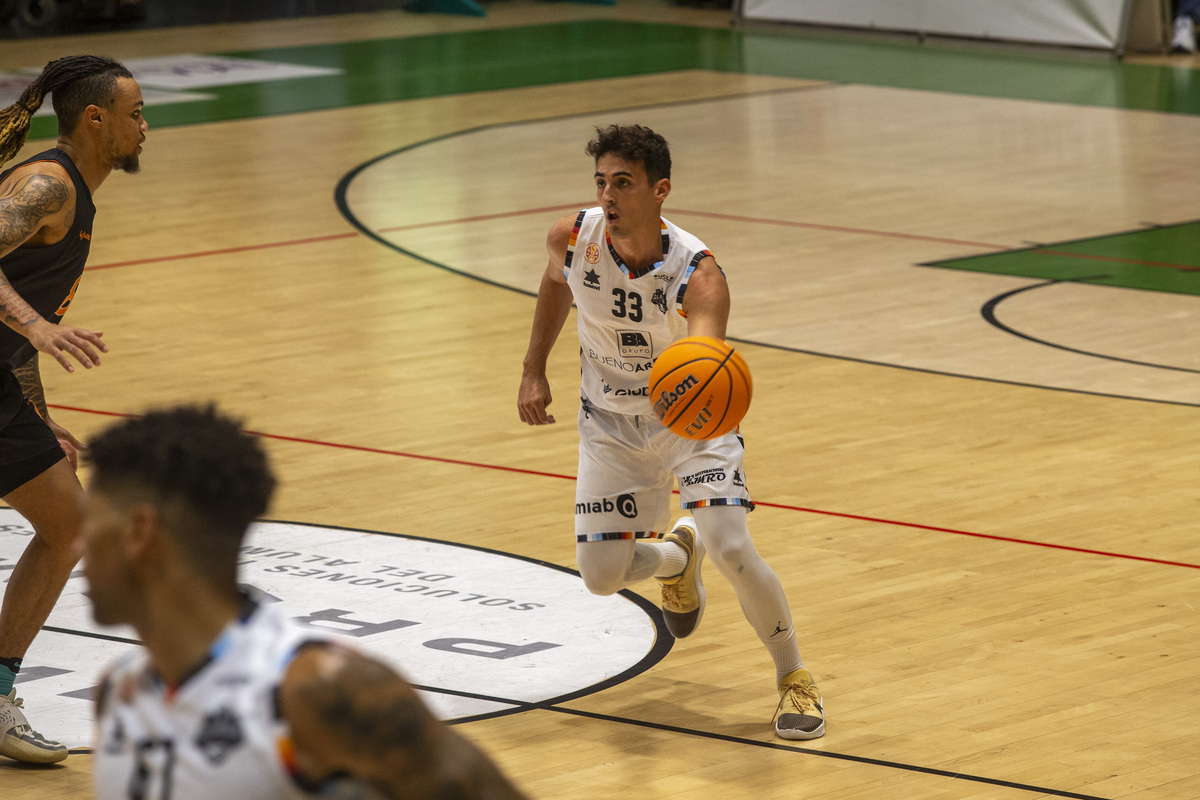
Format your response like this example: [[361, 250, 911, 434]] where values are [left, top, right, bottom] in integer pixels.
[[652, 541, 689, 578]]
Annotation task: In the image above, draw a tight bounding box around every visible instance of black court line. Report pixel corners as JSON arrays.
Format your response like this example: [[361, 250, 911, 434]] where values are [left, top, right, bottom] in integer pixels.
[[380, 681, 1115, 800], [981, 279, 1200, 375], [334, 95, 1199, 410], [37, 528, 1108, 798], [541, 706, 1112, 800]]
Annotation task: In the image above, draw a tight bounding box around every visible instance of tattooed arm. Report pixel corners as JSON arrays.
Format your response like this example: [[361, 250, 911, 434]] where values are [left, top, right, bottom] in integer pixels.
[[0, 166, 107, 372], [280, 643, 529, 800]]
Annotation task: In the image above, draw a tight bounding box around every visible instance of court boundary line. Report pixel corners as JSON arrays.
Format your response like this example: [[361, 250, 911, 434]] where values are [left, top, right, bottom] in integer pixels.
[[42, 625, 1109, 798], [330, 100, 1200, 409], [980, 279, 1200, 375], [45, 403, 1200, 571]]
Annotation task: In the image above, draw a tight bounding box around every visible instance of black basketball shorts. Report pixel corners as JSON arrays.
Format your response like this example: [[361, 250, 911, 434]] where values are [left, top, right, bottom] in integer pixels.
[[0, 369, 66, 498]]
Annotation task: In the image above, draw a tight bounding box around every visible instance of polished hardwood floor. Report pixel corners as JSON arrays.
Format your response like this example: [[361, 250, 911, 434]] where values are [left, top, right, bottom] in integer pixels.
[[2, 3, 1198, 799]]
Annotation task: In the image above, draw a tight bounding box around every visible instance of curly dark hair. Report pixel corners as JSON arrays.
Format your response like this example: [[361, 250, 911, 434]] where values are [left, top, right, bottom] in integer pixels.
[[86, 405, 275, 581], [585, 124, 672, 184]]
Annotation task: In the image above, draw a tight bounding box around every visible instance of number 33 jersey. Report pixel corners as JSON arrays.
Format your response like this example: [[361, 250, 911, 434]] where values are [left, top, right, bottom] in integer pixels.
[[563, 207, 715, 415], [92, 600, 364, 800]]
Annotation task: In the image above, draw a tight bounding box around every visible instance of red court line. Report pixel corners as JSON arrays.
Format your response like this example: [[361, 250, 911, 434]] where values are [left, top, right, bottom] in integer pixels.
[[84, 232, 360, 271], [49, 403, 1199, 571], [753, 500, 1200, 570], [665, 208, 1010, 250], [380, 202, 1011, 250], [377, 202, 589, 233], [77, 206, 1200, 277], [79, 204, 1012, 273], [1030, 248, 1200, 273]]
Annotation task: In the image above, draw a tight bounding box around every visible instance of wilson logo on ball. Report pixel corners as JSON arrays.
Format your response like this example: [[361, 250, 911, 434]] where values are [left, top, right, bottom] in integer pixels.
[[646, 336, 753, 440], [652, 374, 698, 419]]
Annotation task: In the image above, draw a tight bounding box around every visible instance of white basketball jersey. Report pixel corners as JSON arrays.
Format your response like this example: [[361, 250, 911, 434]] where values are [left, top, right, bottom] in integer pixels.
[[92, 600, 364, 800], [564, 207, 714, 415]]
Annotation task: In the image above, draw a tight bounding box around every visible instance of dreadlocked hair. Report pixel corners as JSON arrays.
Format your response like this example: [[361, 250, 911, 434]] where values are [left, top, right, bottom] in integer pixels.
[[0, 55, 132, 167]]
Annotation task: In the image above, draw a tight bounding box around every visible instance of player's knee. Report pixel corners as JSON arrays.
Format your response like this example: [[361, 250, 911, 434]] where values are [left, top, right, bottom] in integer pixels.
[[578, 564, 624, 596], [702, 531, 757, 575]]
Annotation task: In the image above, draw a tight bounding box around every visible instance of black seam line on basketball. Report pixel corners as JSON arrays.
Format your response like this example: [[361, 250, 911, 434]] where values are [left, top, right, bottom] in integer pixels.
[[333, 82, 844, 298], [538, 706, 1112, 800], [662, 347, 735, 431], [334, 118, 1197, 410], [981, 279, 1200, 375]]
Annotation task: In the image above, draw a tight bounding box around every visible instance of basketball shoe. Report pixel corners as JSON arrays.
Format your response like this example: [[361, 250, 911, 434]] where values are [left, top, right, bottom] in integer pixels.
[[656, 517, 705, 638], [774, 668, 825, 740], [0, 689, 68, 763]]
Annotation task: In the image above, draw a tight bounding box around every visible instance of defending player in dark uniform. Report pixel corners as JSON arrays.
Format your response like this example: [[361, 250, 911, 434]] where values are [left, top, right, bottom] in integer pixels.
[[0, 55, 146, 763]]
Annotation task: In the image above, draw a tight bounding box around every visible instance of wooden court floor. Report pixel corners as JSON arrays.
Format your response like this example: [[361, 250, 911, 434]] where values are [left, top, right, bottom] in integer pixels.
[[2, 4, 1199, 799]]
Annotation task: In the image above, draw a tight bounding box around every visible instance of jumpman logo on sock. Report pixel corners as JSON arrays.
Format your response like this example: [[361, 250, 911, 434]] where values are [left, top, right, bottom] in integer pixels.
[[771, 623, 788, 638]]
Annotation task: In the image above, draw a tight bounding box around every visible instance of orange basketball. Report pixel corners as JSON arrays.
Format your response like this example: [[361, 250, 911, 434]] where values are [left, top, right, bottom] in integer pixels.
[[648, 336, 752, 440]]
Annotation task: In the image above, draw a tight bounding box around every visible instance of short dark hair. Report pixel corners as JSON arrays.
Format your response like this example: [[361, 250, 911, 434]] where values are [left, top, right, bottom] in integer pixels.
[[86, 405, 275, 581], [51, 61, 133, 136], [585, 124, 672, 184]]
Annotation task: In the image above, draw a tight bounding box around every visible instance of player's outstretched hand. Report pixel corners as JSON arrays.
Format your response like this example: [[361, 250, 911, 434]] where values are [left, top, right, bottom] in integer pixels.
[[518, 373, 556, 425], [27, 319, 107, 373]]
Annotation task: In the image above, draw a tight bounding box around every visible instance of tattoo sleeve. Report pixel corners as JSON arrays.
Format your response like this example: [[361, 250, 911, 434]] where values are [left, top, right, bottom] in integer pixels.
[[0, 173, 69, 331], [12, 354, 47, 417]]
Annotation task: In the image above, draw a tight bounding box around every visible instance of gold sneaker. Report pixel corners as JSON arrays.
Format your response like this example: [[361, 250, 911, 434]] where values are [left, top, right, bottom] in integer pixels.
[[0, 689, 68, 763], [656, 516, 705, 638], [774, 668, 825, 740]]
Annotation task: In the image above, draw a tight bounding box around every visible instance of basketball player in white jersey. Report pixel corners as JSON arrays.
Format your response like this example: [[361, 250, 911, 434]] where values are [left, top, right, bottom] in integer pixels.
[[82, 406, 529, 799], [518, 124, 824, 740]]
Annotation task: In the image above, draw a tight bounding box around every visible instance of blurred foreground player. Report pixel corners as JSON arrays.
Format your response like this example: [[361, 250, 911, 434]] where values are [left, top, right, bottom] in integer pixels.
[[0, 54, 145, 763], [84, 406, 529, 800]]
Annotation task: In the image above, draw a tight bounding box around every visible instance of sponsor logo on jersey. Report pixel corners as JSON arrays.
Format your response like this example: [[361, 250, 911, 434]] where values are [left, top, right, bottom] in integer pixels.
[[680, 468, 725, 487], [195, 707, 245, 765], [733, 468, 745, 487], [652, 374, 698, 420], [651, 287, 668, 314], [612, 387, 648, 397], [583, 269, 601, 290], [79, 230, 91, 241], [575, 493, 638, 519], [587, 348, 654, 373], [616, 330, 652, 360], [584, 243, 601, 264]]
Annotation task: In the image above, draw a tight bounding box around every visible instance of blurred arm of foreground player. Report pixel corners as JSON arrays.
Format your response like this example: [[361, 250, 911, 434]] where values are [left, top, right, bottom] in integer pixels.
[[280, 643, 530, 800]]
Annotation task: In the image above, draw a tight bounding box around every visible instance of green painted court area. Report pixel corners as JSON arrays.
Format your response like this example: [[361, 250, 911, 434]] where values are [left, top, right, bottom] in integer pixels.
[[23, 19, 1200, 139], [927, 221, 1200, 296]]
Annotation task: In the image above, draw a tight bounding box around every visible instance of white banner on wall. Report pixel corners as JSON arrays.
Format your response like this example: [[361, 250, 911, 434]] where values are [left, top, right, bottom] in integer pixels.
[[739, 0, 1134, 51]]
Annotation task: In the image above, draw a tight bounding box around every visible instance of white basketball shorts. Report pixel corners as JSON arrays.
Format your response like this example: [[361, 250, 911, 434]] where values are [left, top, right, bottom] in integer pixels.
[[574, 398, 754, 543]]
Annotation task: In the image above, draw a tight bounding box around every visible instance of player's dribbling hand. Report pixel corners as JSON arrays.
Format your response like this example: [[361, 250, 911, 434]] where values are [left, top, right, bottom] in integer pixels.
[[518, 374, 556, 425], [27, 319, 107, 373]]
